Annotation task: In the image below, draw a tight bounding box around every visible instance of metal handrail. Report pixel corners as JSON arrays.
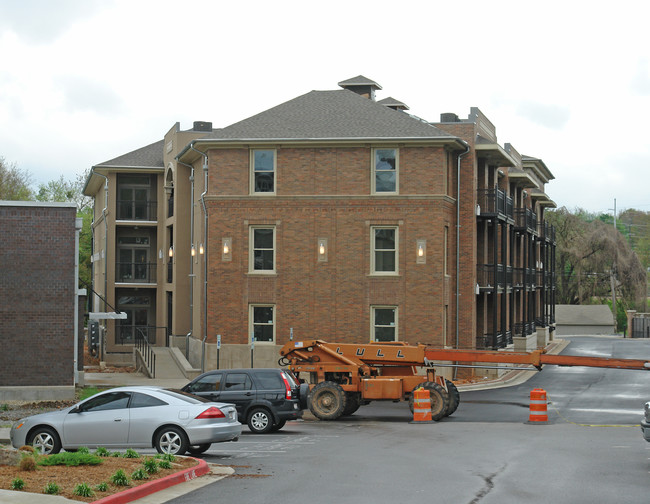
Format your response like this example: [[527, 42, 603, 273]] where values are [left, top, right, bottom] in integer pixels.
[[135, 328, 156, 378]]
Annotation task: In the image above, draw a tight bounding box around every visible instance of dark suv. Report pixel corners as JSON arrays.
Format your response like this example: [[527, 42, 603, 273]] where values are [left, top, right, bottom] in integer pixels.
[[182, 368, 305, 434]]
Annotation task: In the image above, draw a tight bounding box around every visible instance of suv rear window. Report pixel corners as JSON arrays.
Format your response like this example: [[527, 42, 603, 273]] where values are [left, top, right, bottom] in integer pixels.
[[256, 371, 284, 389]]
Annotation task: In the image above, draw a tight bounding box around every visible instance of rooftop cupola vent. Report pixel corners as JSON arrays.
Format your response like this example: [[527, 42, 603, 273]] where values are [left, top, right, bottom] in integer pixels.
[[338, 75, 382, 101]]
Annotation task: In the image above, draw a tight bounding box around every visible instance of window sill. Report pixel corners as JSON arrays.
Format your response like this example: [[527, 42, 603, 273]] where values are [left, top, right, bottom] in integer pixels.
[[247, 272, 278, 276]]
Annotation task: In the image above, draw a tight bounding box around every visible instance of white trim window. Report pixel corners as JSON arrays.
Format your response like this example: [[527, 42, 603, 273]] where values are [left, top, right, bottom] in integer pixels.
[[251, 149, 276, 194], [250, 304, 275, 343], [373, 148, 398, 194], [249, 226, 275, 273], [371, 226, 398, 274], [372, 306, 398, 342]]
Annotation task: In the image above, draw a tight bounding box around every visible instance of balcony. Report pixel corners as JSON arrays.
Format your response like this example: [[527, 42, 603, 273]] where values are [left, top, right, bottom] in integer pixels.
[[476, 264, 506, 290], [537, 220, 556, 243], [513, 208, 537, 234], [477, 188, 513, 221], [116, 262, 157, 283], [117, 200, 157, 221]]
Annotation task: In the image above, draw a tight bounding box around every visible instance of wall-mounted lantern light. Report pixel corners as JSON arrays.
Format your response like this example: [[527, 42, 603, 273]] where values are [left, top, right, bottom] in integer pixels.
[[416, 239, 426, 264], [222, 238, 232, 261], [199, 243, 204, 255], [317, 238, 328, 262], [191, 244, 196, 257], [168, 246, 174, 258]]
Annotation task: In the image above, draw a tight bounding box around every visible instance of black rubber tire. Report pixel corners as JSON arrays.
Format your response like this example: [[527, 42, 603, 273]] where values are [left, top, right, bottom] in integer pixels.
[[445, 379, 461, 417], [270, 419, 287, 432], [342, 392, 362, 416], [155, 426, 189, 455], [187, 443, 211, 455], [408, 381, 450, 421], [309, 381, 347, 420], [27, 426, 61, 455], [247, 407, 274, 434]]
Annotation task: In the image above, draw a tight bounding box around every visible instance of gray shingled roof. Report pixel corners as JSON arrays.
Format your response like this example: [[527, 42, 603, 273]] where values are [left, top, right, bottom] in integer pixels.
[[95, 140, 165, 168], [204, 90, 453, 141]]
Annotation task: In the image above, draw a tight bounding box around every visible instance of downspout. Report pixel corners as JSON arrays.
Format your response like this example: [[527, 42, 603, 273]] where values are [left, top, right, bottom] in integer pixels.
[[190, 144, 210, 373], [455, 142, 471, 369], [177, 160, 195, 359], [73, 216, 83, 386]]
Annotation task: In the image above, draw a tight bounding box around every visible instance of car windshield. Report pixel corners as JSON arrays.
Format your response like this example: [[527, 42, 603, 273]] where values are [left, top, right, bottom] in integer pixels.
[[159, 389, 211, 404]]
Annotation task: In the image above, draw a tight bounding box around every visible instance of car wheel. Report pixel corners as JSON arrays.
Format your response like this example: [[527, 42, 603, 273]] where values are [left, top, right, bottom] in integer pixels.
[[247, 407, 274, 434], [187, 443, 211, 455], [27, 427, 61, 455], [155, 426, 189, 455], [270, 419, 286, 432]]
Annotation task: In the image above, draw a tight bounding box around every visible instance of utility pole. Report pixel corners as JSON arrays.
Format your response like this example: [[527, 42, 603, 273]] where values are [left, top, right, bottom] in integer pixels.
[[610, 198, 617, 331]]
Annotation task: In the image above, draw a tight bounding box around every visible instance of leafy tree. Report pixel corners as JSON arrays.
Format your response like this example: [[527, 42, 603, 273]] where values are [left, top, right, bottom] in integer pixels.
[[0, 156, 33, 200], [546, 207, 647, 331]]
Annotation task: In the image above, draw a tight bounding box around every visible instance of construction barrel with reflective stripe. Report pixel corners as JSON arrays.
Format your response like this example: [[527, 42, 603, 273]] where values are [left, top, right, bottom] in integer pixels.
[[528, 388, 548, 424], [410, 387, 435, 424]]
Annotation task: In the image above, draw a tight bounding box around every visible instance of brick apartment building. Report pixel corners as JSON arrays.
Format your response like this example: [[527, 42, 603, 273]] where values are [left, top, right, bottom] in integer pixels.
[[84, 76, 555, 373], [0, 201, 83, 400]]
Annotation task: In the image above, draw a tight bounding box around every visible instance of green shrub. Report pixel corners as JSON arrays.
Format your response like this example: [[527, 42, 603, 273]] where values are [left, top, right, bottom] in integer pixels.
[[111, 469, 129, 486], [124, 448, 140, 458], [158, 453, 176, 462], [94, 482, 108, 492], [131, 468, 149, 480], [37, 452, 102, 467], [73, 482, 94, 498], [94, 447, 110, 457], [43, 482, 60, 495], [1, 404, 8, 411], [10, 478, 24, 490], [77, 446, 90, 454], [157, 459, 172, 470], [143, 457, 159, 474]]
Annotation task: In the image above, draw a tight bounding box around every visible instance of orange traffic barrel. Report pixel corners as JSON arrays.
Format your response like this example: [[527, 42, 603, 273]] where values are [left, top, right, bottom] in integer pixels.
[[410, 387, 435, 424], [528, 388, 548, 424]]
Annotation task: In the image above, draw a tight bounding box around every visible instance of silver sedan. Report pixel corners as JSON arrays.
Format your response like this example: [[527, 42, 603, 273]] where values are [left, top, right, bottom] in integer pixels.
[[10, 386, 241, 455]]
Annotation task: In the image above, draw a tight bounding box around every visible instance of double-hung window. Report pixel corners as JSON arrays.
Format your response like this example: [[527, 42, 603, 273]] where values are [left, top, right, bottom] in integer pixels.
[[373, 148, 398, 194], [250, 226, 275, 273], [250, 305, 275, 343], [251, 149, 276, 194], [372, 306, 398, 342], [371, 226, 398, 274]]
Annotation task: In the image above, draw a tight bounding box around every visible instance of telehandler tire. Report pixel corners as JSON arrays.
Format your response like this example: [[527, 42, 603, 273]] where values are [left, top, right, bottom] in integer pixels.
[[309, 381, 347, 420], [342, 392, 362, 416], [408, 381, 449, 421], [444, 379, 460, 417]]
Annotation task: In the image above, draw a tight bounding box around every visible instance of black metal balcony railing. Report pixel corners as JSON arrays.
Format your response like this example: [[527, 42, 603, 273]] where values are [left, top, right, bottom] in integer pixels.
[[476, 264, 506, 289], [117, 200, 157, 221], [116, 262, 157, 283], [537, 221, 556, 243], [167, 262, 173, 283], [514, 208, 537, 233], [477, 188, 514, 220], [477, 331, 512, 350]]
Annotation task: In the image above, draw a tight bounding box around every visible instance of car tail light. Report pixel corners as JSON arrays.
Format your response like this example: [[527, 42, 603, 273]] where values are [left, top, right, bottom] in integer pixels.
[[195, 406, 225, 419], [281, 372, 292, 400]]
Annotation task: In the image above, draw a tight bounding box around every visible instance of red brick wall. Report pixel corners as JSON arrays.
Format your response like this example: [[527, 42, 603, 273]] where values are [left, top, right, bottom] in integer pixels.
[[0, 204, 77, 386], [203, 146, 462, 347]]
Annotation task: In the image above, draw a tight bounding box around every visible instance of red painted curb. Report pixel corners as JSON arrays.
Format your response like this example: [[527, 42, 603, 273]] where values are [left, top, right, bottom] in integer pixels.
[[91, 457, 210, 504]]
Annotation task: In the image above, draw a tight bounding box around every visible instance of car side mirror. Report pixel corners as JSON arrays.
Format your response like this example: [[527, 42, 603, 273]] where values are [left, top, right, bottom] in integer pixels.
[[70, 406, 81, 414]]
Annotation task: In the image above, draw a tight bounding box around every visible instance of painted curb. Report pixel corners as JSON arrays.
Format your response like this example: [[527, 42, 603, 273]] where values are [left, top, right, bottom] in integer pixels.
[[91, 457, 210, 504]]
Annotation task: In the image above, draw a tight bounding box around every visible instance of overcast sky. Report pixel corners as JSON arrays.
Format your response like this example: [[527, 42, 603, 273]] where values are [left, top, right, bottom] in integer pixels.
[[1, 0, 648, 214]]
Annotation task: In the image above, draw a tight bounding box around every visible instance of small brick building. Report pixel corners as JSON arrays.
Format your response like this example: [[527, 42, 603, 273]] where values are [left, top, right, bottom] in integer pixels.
[[0, 201, 81, 400]]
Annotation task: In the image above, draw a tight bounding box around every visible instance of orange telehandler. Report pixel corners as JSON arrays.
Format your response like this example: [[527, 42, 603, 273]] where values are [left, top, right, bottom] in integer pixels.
[[278, 339, 650, 421]]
